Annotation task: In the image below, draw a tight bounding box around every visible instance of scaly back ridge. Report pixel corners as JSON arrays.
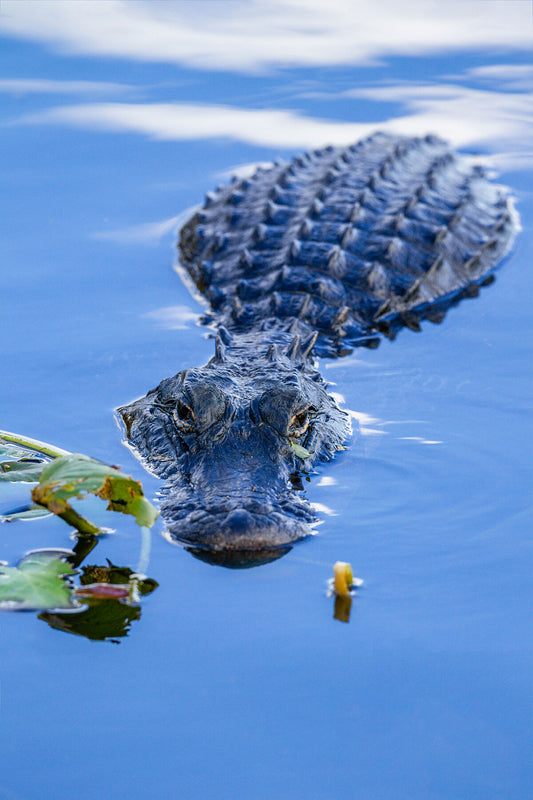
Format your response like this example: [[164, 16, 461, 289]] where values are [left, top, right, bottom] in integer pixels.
[[178, 132, 516, 356]]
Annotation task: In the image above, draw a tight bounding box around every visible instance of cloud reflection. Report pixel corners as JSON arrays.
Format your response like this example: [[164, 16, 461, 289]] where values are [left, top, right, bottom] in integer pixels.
[[0, 0, 531, 71], [14, 83, 533, 166], [347, 82, 533, 165], [0, 78, 133, 96], [460, 64, 533, 91], [16, 101, 374, 148], [144, 305, 199, 330], [92, 214, 181, 245]]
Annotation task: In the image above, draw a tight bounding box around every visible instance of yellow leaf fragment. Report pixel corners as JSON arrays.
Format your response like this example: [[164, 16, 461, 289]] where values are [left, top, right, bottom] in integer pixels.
[[333, 561, 353, 596], [332, 561, 362, 597]]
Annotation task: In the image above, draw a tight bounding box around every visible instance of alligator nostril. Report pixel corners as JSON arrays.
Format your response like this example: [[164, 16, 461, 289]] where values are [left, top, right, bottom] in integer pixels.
[[224, 508, 255, 534]]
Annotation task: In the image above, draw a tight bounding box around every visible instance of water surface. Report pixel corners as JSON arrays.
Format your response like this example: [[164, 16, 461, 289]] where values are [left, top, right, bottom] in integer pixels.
[[0, 3, 532, 798]]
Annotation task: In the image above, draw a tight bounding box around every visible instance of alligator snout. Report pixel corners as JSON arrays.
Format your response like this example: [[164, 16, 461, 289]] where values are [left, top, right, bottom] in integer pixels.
[[159, 427, 319, 550], [165, 501, 315, 551]]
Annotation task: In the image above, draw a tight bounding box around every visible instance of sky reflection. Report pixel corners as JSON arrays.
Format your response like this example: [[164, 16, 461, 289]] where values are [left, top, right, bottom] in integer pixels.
[[0, 78, 135, 95], [1, 0, 531, 71], [1, 5, 532, 800], [1, 1, 531, 164], [10, 78, 533, 166]]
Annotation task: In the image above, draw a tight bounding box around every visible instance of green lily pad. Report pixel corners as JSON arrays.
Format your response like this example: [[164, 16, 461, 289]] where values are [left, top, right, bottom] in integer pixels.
[[0, 460, 47, 483], [0, 436, 51, 484], [1, 435, 158, 535], [0, 438, 28, 458], [0, 443, 38, 460], [32, 454, 159, 530], [0, 551, 77, 611]]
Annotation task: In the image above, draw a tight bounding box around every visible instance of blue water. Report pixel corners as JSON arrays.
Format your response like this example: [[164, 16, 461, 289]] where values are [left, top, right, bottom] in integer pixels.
[[0, 3, 532, 798]]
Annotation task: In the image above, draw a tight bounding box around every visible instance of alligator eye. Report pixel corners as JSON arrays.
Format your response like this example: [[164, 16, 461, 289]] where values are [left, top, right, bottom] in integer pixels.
[[173, 400, 194, 429], [295, 410, 308, 427], [289, 408, 309, 437]]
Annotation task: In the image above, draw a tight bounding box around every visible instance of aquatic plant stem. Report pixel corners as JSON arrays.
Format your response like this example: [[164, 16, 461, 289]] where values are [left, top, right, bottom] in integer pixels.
[[136, 526, 152, 575], [0, 430, 70, 459], [55, 507, 101, 536]]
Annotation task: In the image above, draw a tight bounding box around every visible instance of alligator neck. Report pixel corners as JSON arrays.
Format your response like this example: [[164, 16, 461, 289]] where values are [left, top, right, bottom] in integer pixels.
[[209, 322, 321, 376]]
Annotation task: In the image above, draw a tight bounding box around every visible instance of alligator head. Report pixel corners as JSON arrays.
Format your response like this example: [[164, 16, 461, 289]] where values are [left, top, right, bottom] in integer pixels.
[[118, 329, 349, 561]]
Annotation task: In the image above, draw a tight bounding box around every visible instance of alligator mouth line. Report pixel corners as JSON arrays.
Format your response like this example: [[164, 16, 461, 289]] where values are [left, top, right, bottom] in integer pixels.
[[161, 491, 319, 549], [162, 505, 319, 568]]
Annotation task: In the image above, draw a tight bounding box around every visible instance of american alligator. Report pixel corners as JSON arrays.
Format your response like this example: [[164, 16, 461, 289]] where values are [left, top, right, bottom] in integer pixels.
[[119, 132, 516, 564]]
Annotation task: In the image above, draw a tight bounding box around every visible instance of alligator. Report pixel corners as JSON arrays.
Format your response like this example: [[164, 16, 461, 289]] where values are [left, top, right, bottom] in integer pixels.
[[118, 132, 516, 565]]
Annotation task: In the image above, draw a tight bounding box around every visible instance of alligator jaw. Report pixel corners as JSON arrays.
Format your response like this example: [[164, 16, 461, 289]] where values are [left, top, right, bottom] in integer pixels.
[[164, 502, 317, 551]]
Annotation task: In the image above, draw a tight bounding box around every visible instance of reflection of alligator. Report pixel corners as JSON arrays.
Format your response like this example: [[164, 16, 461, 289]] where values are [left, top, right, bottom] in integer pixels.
[[119, 133, 516, 562]]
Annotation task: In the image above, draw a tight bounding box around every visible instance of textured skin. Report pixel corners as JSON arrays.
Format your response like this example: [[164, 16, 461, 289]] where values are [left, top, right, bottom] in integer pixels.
[[120, 133, 516, 562], [119, 341, 349, 559], [180, 132, 515, 355]]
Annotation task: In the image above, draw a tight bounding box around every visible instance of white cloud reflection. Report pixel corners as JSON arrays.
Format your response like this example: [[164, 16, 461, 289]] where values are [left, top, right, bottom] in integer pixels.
[[466, 64, 533, 79], [14, 83, 533, 167], [17, 101, 375, 148], [92, 214, 182, 245], [144, 305, 199, 330], [0, 0, 531, 72], [0, 78, 133, 95], [2, 1, 531, 166], [347, 82, 533, 166]]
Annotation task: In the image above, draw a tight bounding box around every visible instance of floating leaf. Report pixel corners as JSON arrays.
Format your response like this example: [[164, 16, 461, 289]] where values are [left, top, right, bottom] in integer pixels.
[[290, 440, 312, 459], [1, 434, 158, 535], [0, 504, 52, 522], [0, 460, 47, 483], [0, 443, 33, 460], [81, 561, 134, 586], [32, 454, 159, 531], [0, 551, 77, 611], [0, 436, 51, 484]]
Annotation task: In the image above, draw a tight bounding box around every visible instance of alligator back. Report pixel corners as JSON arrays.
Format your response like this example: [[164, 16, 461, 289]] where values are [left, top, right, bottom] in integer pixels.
[[179, 132, 516, 356]]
